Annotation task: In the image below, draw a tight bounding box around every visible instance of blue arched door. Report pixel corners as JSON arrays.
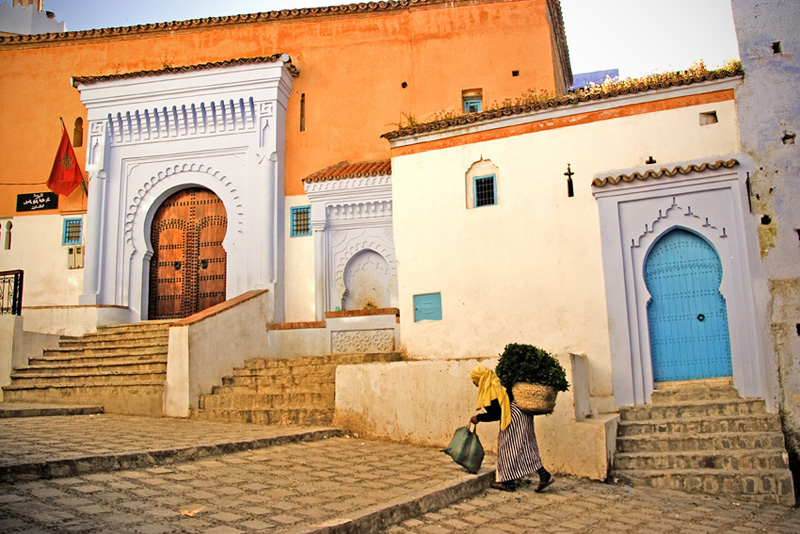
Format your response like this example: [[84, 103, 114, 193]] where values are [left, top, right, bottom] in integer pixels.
[[644, 228, 732, 382]]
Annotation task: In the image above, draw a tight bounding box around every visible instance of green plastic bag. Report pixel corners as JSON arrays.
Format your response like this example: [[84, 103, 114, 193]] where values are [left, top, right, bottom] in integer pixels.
[[443, 423, 485, 474]]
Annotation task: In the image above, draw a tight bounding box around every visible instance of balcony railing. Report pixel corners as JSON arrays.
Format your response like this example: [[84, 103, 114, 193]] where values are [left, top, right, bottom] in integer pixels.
[[0, 269, 23, 315]]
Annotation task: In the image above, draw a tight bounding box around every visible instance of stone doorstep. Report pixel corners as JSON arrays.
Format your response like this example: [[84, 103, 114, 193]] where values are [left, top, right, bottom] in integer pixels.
[[44, 343, 169, 355], [613, 448, 790, 470], [243, 352, 402, 369], [619, 399, 767, 420], [0, 428, 344, 483], [650, 386, 740, 404], [616, 431, 787, 453], [618, 413, 783, 436], [611, 468, 795, 505]]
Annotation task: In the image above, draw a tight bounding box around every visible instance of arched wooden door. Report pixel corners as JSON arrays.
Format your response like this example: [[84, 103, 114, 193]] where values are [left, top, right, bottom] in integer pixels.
[[645, 228, 732, 382], [149, 188, 227, 319]]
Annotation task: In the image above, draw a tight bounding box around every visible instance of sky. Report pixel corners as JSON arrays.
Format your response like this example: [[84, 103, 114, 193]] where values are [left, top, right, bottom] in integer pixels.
[[40, 0, 740, 79]]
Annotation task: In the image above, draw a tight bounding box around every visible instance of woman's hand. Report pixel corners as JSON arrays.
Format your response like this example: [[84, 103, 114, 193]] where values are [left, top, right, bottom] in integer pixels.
[[470, 415, 479, 425]]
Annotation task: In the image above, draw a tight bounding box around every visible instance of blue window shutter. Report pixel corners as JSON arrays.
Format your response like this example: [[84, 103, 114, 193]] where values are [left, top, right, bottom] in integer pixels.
[[290, 206, 312, 237], [414, 293, 442, 322], [62, 218, 82, 245]]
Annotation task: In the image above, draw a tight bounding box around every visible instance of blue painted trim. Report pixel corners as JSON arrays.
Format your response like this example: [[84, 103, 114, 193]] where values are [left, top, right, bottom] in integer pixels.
[[472, 174, 497, 208], [290, 205, 312, 237], [62, 217, 82, 245], [414, 293, 442, 322]]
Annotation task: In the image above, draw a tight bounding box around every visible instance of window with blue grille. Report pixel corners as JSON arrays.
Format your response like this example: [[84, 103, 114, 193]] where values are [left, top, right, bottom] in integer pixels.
[[463, 98, 482, 113], [62, 217, 82, 245], [472, 175, 497, 207], [414, 293, 442, 322], [291, 206, 312, 237]]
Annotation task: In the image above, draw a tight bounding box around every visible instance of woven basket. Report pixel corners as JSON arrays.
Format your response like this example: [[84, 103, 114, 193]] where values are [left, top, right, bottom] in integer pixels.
[[512, 382, 558, 415]]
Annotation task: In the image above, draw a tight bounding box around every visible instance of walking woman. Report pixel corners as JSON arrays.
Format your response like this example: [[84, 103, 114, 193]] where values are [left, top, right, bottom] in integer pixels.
[[469, 365, 554, 492]]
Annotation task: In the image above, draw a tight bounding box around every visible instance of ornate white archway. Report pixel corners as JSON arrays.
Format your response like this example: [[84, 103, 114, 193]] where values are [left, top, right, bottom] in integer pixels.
[[76, 57, 296, 322], [592, 156, 773, 407]]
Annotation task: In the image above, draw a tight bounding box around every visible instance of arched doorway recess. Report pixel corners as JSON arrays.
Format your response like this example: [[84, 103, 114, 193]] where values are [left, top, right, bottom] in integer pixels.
[[149, 187, 227, 319], [645, 228, 733, 382]]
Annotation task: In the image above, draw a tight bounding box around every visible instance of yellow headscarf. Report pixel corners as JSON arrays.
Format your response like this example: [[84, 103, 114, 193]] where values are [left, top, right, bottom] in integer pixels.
[[470, 366, 511, 431]]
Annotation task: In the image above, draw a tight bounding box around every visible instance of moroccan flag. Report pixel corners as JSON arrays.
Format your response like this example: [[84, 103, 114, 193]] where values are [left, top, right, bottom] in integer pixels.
[[46, 126, 84, 196]]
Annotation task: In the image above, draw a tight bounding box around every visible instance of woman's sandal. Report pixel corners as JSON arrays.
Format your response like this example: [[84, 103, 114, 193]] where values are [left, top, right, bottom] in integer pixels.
[[490, 481, 516, 492]]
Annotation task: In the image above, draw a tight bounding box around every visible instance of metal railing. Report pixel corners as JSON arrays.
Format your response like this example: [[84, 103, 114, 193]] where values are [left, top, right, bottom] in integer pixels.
[[0, 269, 23, 315]]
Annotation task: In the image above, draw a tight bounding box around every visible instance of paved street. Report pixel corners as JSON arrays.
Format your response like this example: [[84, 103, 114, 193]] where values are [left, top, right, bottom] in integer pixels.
[[0, 408, 798, 533]]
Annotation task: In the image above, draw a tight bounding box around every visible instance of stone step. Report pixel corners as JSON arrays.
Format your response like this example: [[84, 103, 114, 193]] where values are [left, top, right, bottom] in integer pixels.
[[222, 371, 337, 388], [190, 407, 335, 426], [619, 398, 766, 421], [650, 385, 740, 405], [2, 381, 164, 417], [92, 321, 173, 335], [43, 343, 168, 360], [55, 336, 169, 350], [618, 413, 783, 437], [6, 369, 165, 387], [13, 360, 167, 376], [198, 391, 336, 410], [611, 468, 795, 506], [616, 431, 786, 453], [243, 352, 402, 369], [29, 352, 168, 367], [613, 448, 790, 471], [210, 382, 335, 396]]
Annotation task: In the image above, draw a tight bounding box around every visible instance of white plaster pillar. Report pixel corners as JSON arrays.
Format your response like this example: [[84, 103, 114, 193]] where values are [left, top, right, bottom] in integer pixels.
[[79, 120, 109, 305], [311, 204, 328, 321]]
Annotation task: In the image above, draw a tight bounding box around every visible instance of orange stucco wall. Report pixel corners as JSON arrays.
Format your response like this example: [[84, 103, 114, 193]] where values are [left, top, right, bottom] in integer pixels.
[[0, 0, 562, 217]]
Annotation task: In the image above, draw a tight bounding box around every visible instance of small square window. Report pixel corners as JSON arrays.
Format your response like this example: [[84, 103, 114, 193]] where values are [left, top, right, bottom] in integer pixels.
[[291, 206, 311, 237], [414, 293, 442, 322], [473, 175, 497, 207], [62, 217, 82, 245]]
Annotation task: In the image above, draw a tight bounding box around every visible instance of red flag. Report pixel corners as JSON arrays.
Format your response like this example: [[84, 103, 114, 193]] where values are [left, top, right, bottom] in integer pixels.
[[46, 127, 84, 196]]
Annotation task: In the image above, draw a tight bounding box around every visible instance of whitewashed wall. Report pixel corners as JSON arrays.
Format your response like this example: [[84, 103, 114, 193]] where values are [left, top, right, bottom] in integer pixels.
[[391, 90, 740, 410]]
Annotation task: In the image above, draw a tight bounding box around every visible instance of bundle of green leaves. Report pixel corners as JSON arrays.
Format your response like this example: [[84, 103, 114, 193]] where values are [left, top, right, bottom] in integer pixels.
[[495, 343, 570, 392]]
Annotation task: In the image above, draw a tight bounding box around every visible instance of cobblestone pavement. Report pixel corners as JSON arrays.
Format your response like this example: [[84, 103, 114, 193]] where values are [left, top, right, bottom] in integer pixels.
[[0, 412, 798, 533], [383, 475, 800, 534], [0, 414, 333, 468], [0, 414, 491, 533]]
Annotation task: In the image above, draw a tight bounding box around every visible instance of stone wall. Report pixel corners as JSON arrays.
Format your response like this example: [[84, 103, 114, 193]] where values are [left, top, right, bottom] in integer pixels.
[[732, 0, 800, 489]]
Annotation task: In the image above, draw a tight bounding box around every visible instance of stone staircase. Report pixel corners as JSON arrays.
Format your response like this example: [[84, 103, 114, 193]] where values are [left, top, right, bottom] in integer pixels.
[[2, 321, 171, 416], [191, 352, 403, 425], [611, 380, 795, 505]]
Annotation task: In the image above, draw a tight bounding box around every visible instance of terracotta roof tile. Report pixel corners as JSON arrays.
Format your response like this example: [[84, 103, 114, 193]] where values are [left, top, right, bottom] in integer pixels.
[[382, 68, 743, 141], [0, 1, 464, 46], [303, 159, 391, 183], [591, 159, 740, 188], [72, 55, 298, 87]]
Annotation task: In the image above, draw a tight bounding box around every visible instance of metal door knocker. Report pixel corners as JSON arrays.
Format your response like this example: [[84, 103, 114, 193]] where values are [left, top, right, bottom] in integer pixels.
[[173, 261, 181, 270], [697, 314, 705, 322], [200, 259, 209, 269]]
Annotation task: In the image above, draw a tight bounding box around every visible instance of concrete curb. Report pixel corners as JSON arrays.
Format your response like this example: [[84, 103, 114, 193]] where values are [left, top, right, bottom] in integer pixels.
[[0, 428, 343, 482], [285, 468, 496, 534]]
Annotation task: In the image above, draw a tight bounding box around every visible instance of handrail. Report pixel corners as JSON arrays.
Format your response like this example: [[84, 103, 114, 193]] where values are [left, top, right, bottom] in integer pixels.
[[0, 269, 23, 315]]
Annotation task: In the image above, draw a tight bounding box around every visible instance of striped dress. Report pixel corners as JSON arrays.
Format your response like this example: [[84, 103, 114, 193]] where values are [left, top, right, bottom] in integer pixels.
[[496, 401, 543, 483]]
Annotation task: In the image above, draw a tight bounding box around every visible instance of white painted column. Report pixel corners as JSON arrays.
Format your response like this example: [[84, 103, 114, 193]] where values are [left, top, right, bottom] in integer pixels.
[[79, 120, 109, 305], [311, 204, 328, 321]]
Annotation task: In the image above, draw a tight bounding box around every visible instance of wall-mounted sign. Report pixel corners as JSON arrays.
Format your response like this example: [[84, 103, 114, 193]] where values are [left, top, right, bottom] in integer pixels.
[[16, 192, 59, 212]]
